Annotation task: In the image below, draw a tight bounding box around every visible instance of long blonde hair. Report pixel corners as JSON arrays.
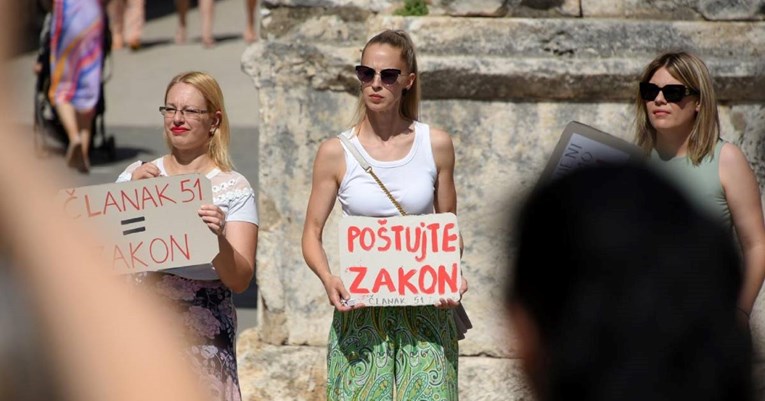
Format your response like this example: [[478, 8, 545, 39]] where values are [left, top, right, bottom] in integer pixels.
[[164, 71, 233, 171], [350, 30, 421, 128], [634, 52, 720, 166]]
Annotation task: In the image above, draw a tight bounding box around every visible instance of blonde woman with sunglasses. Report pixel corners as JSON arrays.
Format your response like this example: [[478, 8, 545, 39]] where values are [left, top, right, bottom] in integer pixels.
[[635, 51, 765, 326], [303, 30, 467, 400]]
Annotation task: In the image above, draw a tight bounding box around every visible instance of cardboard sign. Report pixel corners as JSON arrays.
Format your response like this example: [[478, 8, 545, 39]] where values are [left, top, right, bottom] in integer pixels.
[[339, 213, 461, 307], [58, 174, 218, 274], [540, 121, 642, 182]]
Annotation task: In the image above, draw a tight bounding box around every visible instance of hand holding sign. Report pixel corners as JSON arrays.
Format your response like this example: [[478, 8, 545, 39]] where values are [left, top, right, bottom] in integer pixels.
[[338, 213, 462, 307]]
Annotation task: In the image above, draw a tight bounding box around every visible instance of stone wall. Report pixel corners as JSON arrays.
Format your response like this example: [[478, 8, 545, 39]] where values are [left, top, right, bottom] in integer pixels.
[[240, 1, 765, 399]]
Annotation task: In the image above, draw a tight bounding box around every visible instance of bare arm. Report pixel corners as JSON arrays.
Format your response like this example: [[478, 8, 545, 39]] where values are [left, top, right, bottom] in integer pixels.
[[302, 138, 354, 312], [210, 219, 258, 293], [431, 127, 468, 306], [720, 143, 765, 315]]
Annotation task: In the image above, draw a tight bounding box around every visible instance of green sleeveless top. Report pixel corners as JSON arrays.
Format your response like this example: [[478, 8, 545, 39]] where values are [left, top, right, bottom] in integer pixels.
[[648, 140, 731, 229]]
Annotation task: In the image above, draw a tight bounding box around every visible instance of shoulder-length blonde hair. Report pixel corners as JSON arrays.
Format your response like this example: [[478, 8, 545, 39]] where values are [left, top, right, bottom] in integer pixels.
[[634, 52, 720, 166], [350, 30, 421, 129], [164, 71, 233, 171]]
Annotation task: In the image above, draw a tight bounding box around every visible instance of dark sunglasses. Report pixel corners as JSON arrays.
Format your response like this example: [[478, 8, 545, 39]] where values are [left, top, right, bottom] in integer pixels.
[[639, 82, 698, 103], [355, 65, 402, 85]]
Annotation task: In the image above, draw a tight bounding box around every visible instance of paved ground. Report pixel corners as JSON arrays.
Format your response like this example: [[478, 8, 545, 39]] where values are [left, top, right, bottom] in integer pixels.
[[8, 0, 262, 332]]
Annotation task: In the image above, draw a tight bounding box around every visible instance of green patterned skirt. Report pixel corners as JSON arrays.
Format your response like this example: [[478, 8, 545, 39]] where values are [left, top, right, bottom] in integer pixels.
[[327, 306, 459, 401]]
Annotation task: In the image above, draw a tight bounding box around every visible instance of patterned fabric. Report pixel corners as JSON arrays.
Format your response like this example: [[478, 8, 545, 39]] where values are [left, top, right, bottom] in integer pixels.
[[49, 0, 104, 111], [134, 273, 242, 401], [327, 306, 459, 401]]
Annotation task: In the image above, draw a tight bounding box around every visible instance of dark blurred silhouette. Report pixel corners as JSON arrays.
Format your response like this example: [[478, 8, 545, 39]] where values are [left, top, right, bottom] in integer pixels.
[[507, 164, 752, 401]]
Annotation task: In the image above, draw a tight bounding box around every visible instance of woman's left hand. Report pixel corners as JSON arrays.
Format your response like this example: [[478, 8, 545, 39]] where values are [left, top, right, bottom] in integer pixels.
[[436, 277, 468, 309], [198, 204, 227, 237]]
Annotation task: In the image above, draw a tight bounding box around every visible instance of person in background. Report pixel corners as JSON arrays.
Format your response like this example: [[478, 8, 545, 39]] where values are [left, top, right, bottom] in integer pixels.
[[507, 164, 752, 401], [634, 51, 765, 326], [107, 0, 144, 50], [117, 71, 259, 401], [48, 0, 105, 173], [243, 0, 257, 43], [175, 0, 215, 47], [302, 29, 467, 400]]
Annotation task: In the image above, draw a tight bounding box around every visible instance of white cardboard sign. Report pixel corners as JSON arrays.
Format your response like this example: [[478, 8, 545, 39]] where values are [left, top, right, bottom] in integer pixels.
[[339, 213, 461, 307], [541, 121, 642, 182], [58, 174, 218, 274]]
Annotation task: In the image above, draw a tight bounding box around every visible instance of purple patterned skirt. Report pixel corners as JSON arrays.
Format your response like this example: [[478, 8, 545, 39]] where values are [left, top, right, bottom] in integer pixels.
[[135, 273, 242, 401]]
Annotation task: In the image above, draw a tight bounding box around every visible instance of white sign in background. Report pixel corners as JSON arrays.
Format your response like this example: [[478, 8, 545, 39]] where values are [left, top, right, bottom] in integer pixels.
[[339, 213, 461, 307], [551, 132, 632, 180], [57, 174, 218, 274]]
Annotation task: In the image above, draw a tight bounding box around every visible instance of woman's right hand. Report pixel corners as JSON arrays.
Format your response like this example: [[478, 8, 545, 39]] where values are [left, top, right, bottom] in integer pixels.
[[130, 162, 161, 180], [322, 275, 358, 312]]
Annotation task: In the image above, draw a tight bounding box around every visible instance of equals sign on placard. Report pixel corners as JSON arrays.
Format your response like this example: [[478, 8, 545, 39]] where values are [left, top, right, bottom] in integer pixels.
[[122, 216, 146, 235]]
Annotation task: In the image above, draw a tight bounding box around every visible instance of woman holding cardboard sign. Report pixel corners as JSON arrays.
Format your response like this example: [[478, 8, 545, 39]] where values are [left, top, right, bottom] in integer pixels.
[[116, 71, 258, 401], [302, 30, 467, 400], [634, 52, 765, 327]]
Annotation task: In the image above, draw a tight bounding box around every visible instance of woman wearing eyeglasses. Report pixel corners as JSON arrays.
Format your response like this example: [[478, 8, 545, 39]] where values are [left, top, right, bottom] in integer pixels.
[[115, 71, 258, 401], [635, 51, 765, 326], [302, 30, 466, 400]]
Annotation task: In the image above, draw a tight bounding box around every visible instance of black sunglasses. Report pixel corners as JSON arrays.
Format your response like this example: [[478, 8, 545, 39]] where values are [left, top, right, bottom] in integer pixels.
[[355, 65, 402, 85], [639, 82, 698, 103]]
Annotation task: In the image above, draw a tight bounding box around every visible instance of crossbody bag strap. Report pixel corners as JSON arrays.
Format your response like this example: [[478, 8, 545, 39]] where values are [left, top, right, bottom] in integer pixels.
[[337, 133, 408, 216]]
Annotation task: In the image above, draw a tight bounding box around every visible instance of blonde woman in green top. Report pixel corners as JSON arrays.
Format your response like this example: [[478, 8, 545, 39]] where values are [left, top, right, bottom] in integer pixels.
[[635, 51, 765, 325]]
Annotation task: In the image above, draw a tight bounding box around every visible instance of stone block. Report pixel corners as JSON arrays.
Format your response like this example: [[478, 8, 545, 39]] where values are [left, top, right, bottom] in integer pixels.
[[698, 0, 765, 21], [581, 0, 625, 17], [368, 17, 765, 101], [263, 0, 396, 12], [237, 331, 326, 400], [427, 0, 508, 16]]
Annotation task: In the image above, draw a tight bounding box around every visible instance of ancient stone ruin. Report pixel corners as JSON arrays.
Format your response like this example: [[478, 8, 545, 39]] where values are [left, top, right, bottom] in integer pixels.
[[239, 1, 765, 399]]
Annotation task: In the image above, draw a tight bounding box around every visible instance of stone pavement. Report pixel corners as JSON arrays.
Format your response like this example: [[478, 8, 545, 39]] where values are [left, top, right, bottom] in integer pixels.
[[7, 0, 262, 331]]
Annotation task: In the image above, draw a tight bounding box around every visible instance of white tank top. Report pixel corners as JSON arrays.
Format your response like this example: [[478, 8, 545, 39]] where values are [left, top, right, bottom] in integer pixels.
[[338, 121, 437, 217]]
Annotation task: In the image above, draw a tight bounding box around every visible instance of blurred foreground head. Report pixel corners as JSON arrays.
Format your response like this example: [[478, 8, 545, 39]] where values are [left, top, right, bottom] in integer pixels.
[[0, 4, 209, 401], [508, 164, 751, 401]]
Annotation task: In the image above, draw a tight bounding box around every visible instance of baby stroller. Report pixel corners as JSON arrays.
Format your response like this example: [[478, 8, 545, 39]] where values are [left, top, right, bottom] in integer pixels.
[[33, 8, 116, 161]]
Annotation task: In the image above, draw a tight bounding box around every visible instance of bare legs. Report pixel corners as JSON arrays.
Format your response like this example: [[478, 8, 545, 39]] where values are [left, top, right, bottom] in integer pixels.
[[174, 0, 188, 44], [243, 0, 257, 43], [107, 0, 144, 50], [175, 0, 214, 47], [200, 0, 214, 47], [56, 102, 94, 173]]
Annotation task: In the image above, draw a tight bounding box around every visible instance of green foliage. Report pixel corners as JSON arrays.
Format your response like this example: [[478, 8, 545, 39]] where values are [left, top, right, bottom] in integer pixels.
[[394, 0, 429, 16]]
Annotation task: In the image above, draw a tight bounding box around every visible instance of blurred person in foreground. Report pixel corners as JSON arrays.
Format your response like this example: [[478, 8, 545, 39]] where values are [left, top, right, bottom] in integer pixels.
[[634, 51, 765, 325], [507, 164, 752, 401], [117, 71, 259, 401], [0, 3, 211, 401]]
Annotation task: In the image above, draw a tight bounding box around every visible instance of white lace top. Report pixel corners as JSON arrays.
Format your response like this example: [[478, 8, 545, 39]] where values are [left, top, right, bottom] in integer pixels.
[[117, 157, 258, 280]]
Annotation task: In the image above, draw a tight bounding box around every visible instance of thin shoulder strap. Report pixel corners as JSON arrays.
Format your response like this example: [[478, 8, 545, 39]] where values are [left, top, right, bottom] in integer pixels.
[[336, 132, 408, 216]]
